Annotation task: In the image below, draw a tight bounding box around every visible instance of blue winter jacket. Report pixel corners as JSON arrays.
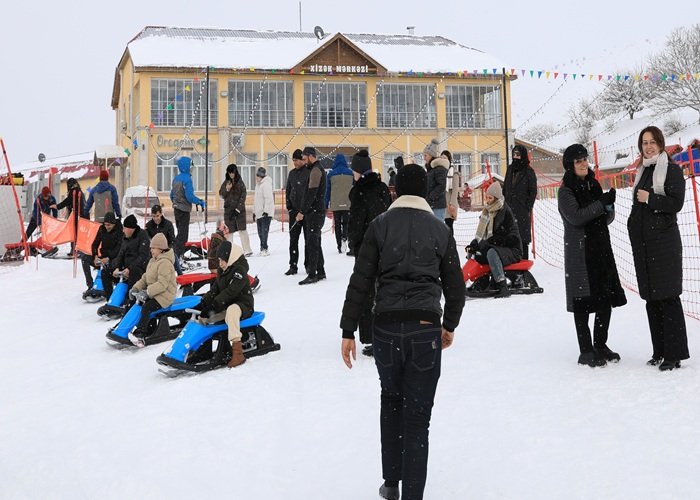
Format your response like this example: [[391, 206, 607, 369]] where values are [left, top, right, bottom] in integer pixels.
[[85, 181, 121, 218], [170, 157, 204, 212], [32, 195, 58, 225], [325, 154, 354, 209]]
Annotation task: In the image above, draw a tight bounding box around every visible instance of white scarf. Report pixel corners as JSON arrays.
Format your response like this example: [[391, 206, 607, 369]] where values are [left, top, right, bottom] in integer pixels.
[[633, 151, 668, 196]]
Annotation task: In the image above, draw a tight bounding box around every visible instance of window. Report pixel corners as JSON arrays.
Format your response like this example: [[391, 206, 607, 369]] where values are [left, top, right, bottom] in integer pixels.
[[236, 153, 258, 191], [445, 85, 502, 129], [382, 153, 399, 180], [481, 153, 501, 176], [304, 82, 366, 128], [151, 79, 218, 127], [228, 80, 293, 127], [156, 153, 213, 192], [452, 153, 472, 179], [413, 152, 425, 166], [377, 84, 436, 128], [266, 153, 289, 191]]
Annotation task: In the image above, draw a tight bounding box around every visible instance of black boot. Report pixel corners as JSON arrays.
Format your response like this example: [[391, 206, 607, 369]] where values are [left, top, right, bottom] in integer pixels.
[[647, 356, 663, 366], [594, 344, 620, 363], [379, 483, 400, 500], [493, 280, 511, 298], [659, 360, 681, 371], [298, 274, 319, 285], [578, 351, 606, 367], [284, 266, 298, 276]]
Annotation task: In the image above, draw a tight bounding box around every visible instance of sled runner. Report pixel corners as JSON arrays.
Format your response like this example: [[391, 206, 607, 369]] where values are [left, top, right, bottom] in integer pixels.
[[463, 259, 544, 298]]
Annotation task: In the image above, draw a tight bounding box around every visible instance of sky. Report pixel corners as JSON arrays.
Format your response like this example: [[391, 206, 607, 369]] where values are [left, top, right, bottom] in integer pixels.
[[1, 0, 698, 166]]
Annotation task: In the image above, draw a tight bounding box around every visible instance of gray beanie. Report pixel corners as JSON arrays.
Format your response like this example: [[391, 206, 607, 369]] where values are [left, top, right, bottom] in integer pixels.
[[423, 138, 440, 159], [486, 181, 503, 200]]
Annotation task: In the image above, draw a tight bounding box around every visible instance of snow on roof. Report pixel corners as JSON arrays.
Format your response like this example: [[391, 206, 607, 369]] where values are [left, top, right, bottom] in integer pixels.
[[126, 26, 505, 73], [13, 152, 98, 184]]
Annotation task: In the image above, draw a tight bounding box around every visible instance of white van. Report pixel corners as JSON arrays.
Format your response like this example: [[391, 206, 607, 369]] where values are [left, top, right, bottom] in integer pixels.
[[122, 185, 160, 221]]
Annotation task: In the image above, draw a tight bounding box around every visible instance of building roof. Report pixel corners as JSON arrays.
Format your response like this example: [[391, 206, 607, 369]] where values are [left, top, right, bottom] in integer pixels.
[[14, 152, 99, 185], [124, 26, 506, 75]]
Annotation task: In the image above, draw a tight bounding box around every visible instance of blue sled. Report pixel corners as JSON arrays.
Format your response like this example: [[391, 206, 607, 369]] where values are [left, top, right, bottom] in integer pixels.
[[106, 295, 202, 348], [82, 268, 106, 302], [97, 278, 129, 320], [157, 310, 280, 374]]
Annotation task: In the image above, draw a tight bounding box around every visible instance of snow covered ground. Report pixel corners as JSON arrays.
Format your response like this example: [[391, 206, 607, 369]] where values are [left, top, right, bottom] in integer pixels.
[[1, 222, 699, 499]]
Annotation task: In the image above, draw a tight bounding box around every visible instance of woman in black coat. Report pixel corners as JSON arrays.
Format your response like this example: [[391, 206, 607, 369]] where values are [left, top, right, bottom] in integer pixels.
[[503, 145, 538, 259], [466, 181, 521, 298], [219, 164, 253, 256], [558, 144, 627, 367], [628, 126, 689, 371]]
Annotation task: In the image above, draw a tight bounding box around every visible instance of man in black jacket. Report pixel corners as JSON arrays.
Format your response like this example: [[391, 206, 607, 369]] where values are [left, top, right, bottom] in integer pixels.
[[105, 214, 150, 299], [340, 163, 466, 500], [284, 149, 310, 276], [503, 145, 537, 259], [297, 146, 327, 285], [145, 204, 181, 274], [81, 211, 124, 293]]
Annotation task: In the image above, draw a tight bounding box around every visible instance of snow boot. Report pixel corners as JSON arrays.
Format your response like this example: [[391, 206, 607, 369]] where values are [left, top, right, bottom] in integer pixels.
[[594, 344, 620, 363], [128, 329, 147, 348], [493, 280, 511, 298], [659, 360, 681, 371], [578, 351, 606, 368], [298, 274, 319, 285], [379, 483, 400, 500], [284, 266, 298, 276], [227, 340, 246, 368], [646, 356, 663, 366]]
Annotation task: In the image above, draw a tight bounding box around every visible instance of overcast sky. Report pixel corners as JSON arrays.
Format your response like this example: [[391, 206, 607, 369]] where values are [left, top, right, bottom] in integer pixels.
[[1, 0, 698, 165]]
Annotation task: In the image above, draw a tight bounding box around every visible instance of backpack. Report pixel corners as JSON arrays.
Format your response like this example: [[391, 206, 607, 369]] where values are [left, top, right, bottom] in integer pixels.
[[93, 190, 113, 223]]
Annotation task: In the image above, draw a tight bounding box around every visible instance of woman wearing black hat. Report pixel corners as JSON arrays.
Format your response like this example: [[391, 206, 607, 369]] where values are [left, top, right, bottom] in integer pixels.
[[219, 164, 253, 256], [56, 178, 87, 257], [558, 144, 626, 367], [628, 126, 689, 371]]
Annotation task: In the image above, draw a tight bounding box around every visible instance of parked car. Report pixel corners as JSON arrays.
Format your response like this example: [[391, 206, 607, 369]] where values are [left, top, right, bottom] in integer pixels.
[[122, 185, 160, 223]]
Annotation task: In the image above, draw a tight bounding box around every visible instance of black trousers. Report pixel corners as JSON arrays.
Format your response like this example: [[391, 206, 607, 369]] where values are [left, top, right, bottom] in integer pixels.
[[373, 321, 442, 500], [574, 307, 611, 353], [646, 297, 689, 362], [332, 210, 349, 250], [26, 217, 38, 239], [288, 215, 306, 269], [302, 212, 325, 276], [521, 242, 529, 260], [173, 208, 191, 257], [137, 298, 163, 332], [81, 254, 97, 288]]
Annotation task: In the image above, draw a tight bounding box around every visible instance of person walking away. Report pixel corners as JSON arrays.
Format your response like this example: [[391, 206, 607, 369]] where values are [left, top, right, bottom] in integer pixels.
[[347, 149, 392, 355], [465, 181, 522, 298], [220, 163, 253, 257], [85, 169, 121, 222], [326, 153, 353, 254], [284, 149, 310, 275], [170, 156, 206, 260], [424, 138, 448, 219], [558, 144, 627, 367], [297, 147, 327, 285], [627, 126, 689, 371], [503, 145, 538, 259], [198, 241, 254, 368], [253, 167, 274, 256], [340, 163, 466, 500]]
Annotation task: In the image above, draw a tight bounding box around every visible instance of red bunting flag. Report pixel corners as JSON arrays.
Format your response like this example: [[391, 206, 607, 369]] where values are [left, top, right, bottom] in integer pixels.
[[41, 214, 75, 246]]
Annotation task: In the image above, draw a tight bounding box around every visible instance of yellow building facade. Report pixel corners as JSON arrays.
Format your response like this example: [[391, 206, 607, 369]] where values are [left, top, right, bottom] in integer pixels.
[[111, 27, 514, 210]]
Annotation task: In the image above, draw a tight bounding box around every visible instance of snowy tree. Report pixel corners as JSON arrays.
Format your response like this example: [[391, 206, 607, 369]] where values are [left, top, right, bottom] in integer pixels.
[[649, 24, 700, 123], [567, 98, 600, 149], [519, 123, 559, 144], [599, 67, 657, 119]]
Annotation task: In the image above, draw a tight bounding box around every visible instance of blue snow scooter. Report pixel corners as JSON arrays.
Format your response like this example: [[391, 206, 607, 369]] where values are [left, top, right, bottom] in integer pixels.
[[105, 292, 202, 348], [97, 270, 130, 320], [156, 309, 280, 376], [82, 268, 106, 303]]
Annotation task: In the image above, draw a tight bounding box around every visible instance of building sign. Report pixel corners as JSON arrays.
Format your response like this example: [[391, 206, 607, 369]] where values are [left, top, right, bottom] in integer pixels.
[[307, 64, 370, 74], [156, 135, 209, 148]]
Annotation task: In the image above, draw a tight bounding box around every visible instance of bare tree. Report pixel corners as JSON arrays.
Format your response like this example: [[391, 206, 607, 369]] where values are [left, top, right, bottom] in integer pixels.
[[519, 123, 559, 144], [650, 24, 700, 123], [567, 98, 600, 149], [599, 66, 657, 119]]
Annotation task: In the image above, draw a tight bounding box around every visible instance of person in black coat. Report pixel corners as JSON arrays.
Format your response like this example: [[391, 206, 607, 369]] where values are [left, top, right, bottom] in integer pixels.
[[466, 181, 522, 298], [297, 147, 327, 285], [503, 145, 538, 259], [80, 211, 123, 292], [285, 149, 310, 275], [628, 126, 689, 371], [145, 204, 181, 274], [558, 144, 627, 367], [340, 163, 465, 500], [105, 214, 150, 299], [55, 178, 87, 257]]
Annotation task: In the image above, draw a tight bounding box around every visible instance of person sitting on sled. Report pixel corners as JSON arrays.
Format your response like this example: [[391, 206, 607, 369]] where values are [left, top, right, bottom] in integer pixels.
[[106, 214, 150, 300], [127, 233, 177, 346], [81, 211, 123, 294], [466, 181, 522, 298], [198, 240, 254, 368]]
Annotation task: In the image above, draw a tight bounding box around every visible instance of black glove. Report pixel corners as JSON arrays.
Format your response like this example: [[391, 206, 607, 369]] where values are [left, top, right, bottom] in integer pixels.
[[466, 239, 479, 255], [600, 188, 616, 206], [262, 212, 268, 218]]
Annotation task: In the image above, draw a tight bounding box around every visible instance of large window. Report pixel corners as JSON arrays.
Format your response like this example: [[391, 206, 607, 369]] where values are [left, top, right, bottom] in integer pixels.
[[235, 153, 258, 191], [228, 80, 293, 128], [452, 153, 472, 179], [481, 153, 501, 176], [151, 79, 218, 127], [156, 153, 213, 192], [304, 82, 366, 128], [446, 85, 502, 129], [377, 84, 436, 128], [266, 153, 289, 191]]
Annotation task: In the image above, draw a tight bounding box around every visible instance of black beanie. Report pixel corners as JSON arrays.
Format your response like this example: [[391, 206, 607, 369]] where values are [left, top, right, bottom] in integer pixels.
[[562, 144, 588, 171], [103, 212, 117, 225], [217, 240, 232, 262], [351, 150, 372, 174], [123, 214, 138, 229], [512, 145, 530, 165], [395, 163, 427, 198]]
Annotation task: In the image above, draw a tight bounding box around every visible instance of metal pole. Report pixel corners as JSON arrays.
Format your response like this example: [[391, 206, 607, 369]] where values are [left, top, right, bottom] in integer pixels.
[[0, 138, 30, 260], [687, 145, 700, 245], [593, 140, 599, 180], [502, 67, 509, 168], [204, 66, 210, 225], [299, 2, 302, 32]]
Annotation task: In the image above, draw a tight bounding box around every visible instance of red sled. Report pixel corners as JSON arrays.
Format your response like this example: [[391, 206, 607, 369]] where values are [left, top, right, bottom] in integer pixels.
[[183, 237, 211, 260], [176, 272, 260, 296], [462, 258, 543, 298]]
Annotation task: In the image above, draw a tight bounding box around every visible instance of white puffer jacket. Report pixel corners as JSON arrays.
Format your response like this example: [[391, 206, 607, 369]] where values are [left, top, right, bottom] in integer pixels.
[[253, 176, 274, 218]]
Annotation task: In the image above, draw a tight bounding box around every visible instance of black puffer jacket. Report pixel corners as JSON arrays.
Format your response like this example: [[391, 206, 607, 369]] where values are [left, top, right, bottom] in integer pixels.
[[91, 222, 124, 260], [220, 179, 247, 233], [503, 155, 537, 244], [473, 203, 522, 267], [627, 160, 685, 301], [426, 158, 448, 209], [145, 216, 176, 247], [200, 244, 254, 319], [340, 195, 466, 338], [113, 226, 150, 276], [347, 172, 392, 254], [285, 166, 310, 217]]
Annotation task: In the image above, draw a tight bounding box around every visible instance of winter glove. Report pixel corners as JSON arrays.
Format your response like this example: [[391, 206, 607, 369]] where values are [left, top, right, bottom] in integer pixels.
[[466, 239, 479, 255], [599, 188, 616, 206], [128, 288, 138, 300], [135, 290, 149, 303], [262, 212, 268, 218], [199, 200, 206, 209]]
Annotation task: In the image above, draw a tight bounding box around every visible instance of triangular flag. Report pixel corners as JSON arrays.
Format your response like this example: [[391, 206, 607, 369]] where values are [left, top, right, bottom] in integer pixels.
[[563, 73, 568, 79], [554, 72, 559, 79], [510, 68, 515, 75], [185, 85, 191, 91], [624, 75, 629, 81], [529, 70, 534, 77], [492, 68, 498, 74], [643, 75, 649, 80], [166, 103, 173, 110], [608, 75, 612, 80], [634, 74, 641, 81], [521, 69, 526, 76], [124, 148, 131, 157], [581, 74, 585, 79], [537, 70, 543, 78], [193, 76, 199, 82], [149, 122, 155, 129], [482, 69, 488, 75], [662, 74, 667, 81], [573, 74, 577, 80], [588, 74, 594, 80], [545, 71, 550, 78], [598, 75, 602, 81], [175, 95, 183, 101]]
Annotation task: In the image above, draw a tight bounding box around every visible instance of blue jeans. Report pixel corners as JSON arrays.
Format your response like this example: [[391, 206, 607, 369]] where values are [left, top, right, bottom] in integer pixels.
[[432, 208, 446, 220], [486, 248, 505, 283], [373, 320, 442, 500], [256, 215, 271, 251]]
